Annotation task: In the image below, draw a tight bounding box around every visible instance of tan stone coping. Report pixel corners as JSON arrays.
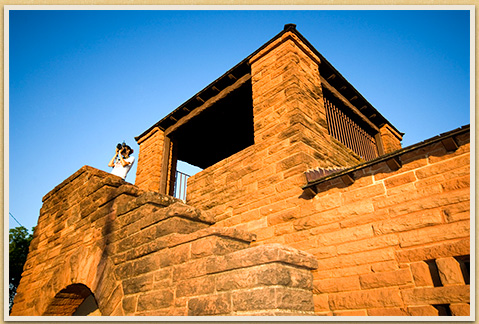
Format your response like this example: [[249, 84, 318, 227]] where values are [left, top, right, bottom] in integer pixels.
[[303, 124, 470, 193], [206, 243, 319, 273], [42, 165, 129, 202], [164, 227, 257, 249]]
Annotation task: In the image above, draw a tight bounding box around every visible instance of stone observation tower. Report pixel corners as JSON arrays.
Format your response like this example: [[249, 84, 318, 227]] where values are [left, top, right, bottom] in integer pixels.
[[12, 24, 470, 316]]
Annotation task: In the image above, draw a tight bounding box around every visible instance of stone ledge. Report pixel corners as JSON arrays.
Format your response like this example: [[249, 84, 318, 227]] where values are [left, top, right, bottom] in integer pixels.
[[206, 243, 318, 274], [42, 165, 126, 202]]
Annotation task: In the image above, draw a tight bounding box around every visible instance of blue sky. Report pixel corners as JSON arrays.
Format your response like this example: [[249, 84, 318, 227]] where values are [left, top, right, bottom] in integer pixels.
[[7, 8, 471, 231]]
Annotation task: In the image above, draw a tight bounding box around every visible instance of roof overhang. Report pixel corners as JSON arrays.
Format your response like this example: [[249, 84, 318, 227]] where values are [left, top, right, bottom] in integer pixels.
[[136, 24, 403, 143]]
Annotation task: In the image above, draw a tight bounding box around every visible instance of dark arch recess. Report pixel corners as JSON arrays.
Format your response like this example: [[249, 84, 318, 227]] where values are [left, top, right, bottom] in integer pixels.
[[43, 284, 97, 316]]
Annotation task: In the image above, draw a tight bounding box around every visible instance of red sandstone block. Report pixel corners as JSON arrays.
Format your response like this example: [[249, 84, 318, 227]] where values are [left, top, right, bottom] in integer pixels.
[[259, 200, 296, 217], [444, 211, 471, 223], [316, 248, 396, 270], [312, 192, 342, 213], [441, 175, 470, 192], [414, 174, 445, 189], [340, 209, 390, 229], [333, 309, 368, 316], [187, 292, 231, 316], [231, 287, 276, 311], [367, 307, 408, 316], [317, 224, 374, 246], [267, 207, 301, 226], [410, 261, 434, 287], [359, 269, 413, 289], [122, 295, 138, 314], [328, 287, 403, 310], [175, 276, 215, 298], [370, 261, 399, 273], [122, 273, 154, 295], [273, 222, 295, 237], [172, 258, 208, 282], [336, 234, 399, 256], [136, 288, 175, 311], [383, 172, 417, 189], [275, 287, 315, 312], [372, 209, 443, 235], [373, 184, 442, 211], [407, 305, 438, 316], [416, 154, 470, 180], [386, 183, 416, 197], [245, 218, 268, 232], [449, 303, 470, 316], [401, 285, 470, 305], [255, 226, 275, 241], [275, 174, 307, 193], [276, 152, 317, 173], [396, 238, 470, 263], [388, 189, 469, 218], [240, 209, 261, 223], [435, 257, 465, 286], [313, 276, 360, 294], [313, 294, 330, 312], [443, 164, 469, 180], [190, 235, 249, 260], [398, 220, 469, 248]]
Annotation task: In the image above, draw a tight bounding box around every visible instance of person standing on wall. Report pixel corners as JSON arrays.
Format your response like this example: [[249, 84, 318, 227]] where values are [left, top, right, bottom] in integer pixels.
[[108, 142, 135, 180]]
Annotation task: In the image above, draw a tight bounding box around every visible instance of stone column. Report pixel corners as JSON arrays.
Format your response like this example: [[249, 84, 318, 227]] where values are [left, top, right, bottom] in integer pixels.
[[379, 124, 403, 154], [249, 28, 362, 170], [135, 127, 174, 193]]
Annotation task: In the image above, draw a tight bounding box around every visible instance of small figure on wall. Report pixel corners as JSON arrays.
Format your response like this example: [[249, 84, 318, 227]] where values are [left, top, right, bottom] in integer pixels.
[[108, 142, 135, 180]]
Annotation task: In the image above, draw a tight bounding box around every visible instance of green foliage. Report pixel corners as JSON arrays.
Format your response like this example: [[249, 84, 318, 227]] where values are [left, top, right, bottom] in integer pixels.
[[9, 226, 34, 313]]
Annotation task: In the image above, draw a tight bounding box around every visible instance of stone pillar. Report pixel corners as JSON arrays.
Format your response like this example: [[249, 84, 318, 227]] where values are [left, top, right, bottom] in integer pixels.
[[135, 127, 176, 194], [249, 28, 362, 169], [379, 124, 402, 154]]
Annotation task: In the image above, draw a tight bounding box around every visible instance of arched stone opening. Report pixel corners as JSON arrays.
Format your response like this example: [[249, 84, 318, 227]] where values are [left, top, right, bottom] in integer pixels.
[[43, 284, 101, 316]]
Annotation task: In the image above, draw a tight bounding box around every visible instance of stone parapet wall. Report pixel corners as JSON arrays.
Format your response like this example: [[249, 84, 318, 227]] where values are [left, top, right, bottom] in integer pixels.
[[11, 166, 317, 316]]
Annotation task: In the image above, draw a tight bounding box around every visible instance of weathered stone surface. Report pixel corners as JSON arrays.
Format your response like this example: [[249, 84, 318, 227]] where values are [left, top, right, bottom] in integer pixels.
[[191, 235, 249, 259], [328, 288, 403, 310], [166, 202, 215, 224], [313, 277, 360, 294], [206, 243, 318, 274], [188, 293, 231, 316], [449, 303, 470, 316], [232, 287, 276, 311], [407, 305, 439, 316], [410, 261, 434, 287], [175, 276, 215, 298], [401, 286, 470, 305], [359, 269, 413, 289], [137, 289, 174, 311], [367, 307, 408, 316], [396, 238, 470, 263], [435, 257, 465, 286]]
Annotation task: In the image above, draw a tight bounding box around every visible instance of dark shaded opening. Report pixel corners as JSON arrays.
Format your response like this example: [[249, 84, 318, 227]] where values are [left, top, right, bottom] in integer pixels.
[[43, 283, 100, 316], [454, 255, 470, 285], [169, 79, 254, 170], [433, 304, 452, 316], [425, 259, 443, 287]]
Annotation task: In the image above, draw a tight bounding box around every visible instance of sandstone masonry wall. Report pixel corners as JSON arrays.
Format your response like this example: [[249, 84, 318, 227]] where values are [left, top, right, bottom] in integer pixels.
[[11, 166, 318, 316], [187, 128, 470, 316]]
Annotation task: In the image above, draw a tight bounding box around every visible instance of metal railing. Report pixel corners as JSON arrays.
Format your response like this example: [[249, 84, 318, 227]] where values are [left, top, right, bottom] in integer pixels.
[[173, 170, 190, 201], [324, 96, 378, 161]]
